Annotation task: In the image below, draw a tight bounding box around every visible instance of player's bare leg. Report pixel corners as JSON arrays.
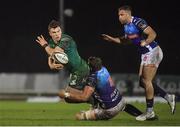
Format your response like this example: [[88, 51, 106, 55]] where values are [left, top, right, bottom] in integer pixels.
[[142, 65, 157, 99], [139, 65, 176, 115], [136, 65, 158, 121]]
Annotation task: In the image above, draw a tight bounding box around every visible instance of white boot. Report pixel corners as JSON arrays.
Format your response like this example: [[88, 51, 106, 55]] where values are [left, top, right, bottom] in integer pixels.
[[167, 94, 176, 114], [136, 111, 156, 121]]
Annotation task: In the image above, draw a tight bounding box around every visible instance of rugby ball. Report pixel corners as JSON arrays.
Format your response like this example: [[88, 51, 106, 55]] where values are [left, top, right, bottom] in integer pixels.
[[52, 52, 69, 64]]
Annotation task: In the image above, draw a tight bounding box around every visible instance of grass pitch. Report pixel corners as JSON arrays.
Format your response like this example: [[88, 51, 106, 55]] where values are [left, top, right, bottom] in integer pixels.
[[0, 101, 179, 126]]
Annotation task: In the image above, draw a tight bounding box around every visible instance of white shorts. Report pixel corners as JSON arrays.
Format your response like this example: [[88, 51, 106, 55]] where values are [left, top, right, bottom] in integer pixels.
[[93, 98, 126, 120], [141, 46, 163, 68]]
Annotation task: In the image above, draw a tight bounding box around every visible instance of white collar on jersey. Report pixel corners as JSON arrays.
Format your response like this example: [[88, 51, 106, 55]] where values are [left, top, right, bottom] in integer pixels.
[[130, 16, 134, 23]]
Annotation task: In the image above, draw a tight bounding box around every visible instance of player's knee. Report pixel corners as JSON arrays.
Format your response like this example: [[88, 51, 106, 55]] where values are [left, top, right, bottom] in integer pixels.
[[140, 76, 151, 86], [139, 76, 144, 88], [87, 96, 99, 108]]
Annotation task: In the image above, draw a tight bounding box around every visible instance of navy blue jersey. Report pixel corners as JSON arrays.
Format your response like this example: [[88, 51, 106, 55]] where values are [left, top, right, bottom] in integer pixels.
[[124, 17, 158, 54], [86, 67, 122, 109]]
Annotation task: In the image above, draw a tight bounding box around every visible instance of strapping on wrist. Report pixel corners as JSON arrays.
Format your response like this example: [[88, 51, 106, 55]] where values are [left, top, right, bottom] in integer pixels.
[[42, 44, 48, 49], [64, 92, 70, 98]]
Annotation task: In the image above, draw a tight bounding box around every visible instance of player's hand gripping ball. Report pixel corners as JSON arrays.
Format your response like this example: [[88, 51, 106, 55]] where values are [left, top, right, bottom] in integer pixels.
[[51, 52, 69, 64]]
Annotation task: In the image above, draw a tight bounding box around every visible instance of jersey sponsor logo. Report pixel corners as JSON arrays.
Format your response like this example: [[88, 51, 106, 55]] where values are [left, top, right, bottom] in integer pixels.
[[111, 89, 120, 102], [127, 34, 139, 39]]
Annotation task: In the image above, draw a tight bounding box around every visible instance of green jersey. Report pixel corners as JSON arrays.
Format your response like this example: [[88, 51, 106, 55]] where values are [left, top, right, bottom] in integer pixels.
[[48, 34, 89, 89]]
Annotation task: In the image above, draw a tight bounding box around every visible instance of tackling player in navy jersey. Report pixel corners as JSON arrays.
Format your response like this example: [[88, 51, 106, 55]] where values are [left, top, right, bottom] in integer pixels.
[[59, 57, 143, 120], [102, 5, 176, 121]]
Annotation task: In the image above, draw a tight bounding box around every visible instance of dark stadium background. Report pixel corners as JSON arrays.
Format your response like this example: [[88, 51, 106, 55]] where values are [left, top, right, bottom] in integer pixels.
[[0, 0, 179, 74]]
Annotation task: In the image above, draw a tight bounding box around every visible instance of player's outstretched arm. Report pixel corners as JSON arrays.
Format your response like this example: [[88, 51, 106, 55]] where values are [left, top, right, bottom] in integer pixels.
[[101, 34, 131, 44], [101, 34, 121, 44], [59, 86, 94, 102]]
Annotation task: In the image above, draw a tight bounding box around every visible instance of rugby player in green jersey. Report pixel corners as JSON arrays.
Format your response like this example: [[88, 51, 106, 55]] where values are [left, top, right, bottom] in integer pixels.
[[36, 20, 90, 103]]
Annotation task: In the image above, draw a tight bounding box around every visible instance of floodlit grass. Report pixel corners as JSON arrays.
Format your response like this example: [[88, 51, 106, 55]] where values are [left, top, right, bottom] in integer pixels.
[[0, 101, 179, 126]]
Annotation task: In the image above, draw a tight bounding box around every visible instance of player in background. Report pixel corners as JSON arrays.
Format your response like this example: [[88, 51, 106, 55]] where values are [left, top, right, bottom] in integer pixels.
[[36, 20, 91, 103], [59, 56, 144, 120], [101, 5, 176, 121]]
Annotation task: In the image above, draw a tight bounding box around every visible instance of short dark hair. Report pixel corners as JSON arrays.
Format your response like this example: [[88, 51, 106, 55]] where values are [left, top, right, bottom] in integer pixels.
[[88, 56, 102, 72], [118, 5, 132, 12], [48, 20, 60, 31]]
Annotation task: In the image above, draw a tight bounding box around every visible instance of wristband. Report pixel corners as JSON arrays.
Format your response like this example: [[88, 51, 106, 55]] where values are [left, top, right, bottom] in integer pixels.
[[42, 44, 48, 49]]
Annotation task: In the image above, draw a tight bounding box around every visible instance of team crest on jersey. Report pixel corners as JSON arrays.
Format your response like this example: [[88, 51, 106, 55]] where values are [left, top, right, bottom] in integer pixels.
[[143, 55, 148, 61], [138, 21, 148, 30]]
